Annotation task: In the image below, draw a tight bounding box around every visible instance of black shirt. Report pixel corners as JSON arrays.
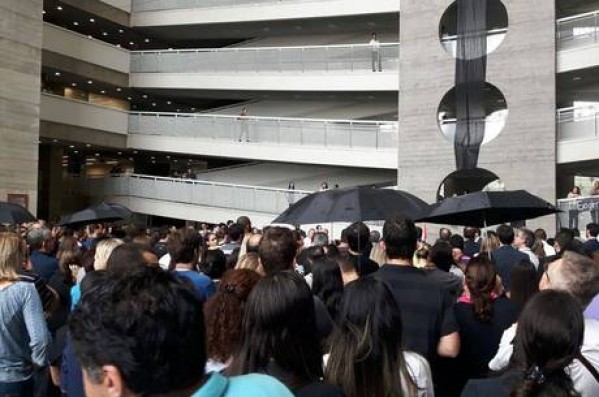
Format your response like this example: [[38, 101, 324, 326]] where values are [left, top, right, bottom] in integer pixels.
[[454, 297, 519, 389], [374, 265, 459, 361], [17, 269, 55, 312], [349, 253, 379, 276], [460, 369, 521, 397]]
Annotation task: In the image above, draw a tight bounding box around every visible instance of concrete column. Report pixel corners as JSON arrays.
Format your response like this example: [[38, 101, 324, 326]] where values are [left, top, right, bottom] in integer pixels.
[[399, 0, 556, 231], [0, 0, 43, 215]]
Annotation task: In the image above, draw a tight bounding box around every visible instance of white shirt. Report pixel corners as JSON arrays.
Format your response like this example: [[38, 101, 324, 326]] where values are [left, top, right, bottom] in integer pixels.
[[489, 319, 599, 397], [369, 38, 380, 50], [519, 246, 540, 269], [323, 351, 434, 397], [158, 253, 171, 270], [542, 240, 557, 257]]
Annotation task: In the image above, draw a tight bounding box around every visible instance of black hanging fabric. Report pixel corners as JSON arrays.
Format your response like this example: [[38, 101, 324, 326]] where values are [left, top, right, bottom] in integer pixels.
[[454, 0, 488, 170]]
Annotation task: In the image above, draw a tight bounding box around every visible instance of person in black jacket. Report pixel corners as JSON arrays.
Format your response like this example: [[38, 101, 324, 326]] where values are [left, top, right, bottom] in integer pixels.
[[491, 225, 528, 292]]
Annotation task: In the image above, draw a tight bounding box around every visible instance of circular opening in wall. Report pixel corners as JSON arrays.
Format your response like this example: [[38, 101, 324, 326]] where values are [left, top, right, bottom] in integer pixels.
[[439, 0, 508, 59], [437, 83, 508, 145], [437, 168, 503, 202]]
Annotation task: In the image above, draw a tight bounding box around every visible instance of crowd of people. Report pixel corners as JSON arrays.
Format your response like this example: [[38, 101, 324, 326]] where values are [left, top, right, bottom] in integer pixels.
[[1, 214, 599, 397]]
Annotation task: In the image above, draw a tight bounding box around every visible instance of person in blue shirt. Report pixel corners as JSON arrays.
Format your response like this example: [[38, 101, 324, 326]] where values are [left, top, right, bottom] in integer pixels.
[[69, 266, 292, 397], [27, 228, 58, 283], [167, 229, 215, 301]]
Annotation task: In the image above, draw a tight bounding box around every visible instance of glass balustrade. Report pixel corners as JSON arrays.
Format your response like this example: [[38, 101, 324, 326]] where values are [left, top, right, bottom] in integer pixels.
[[557, 107, 599, 141], [83, 174, 311, 214], [131, 44, 399, 73], [133, 0, 346, 12], [557, 11, 599, 49], [129, 112, 398, 150]]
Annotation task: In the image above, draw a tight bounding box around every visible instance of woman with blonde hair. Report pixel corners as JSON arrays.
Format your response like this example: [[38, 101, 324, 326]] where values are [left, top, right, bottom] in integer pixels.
[[0, 233, 51, 396], [93, 238, 123, 271], [235, 252, 264, 275]]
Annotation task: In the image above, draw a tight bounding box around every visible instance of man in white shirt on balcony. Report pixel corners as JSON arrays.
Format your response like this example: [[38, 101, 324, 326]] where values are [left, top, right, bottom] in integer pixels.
[[369, 32, 382, 72], [237, 107, 250, 142]]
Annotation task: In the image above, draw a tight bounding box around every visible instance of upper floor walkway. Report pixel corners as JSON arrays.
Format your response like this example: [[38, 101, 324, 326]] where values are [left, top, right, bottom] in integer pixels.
[[130, 0, 400, 27], [557, 10, 599, 72], [78, 173, 311, 226]]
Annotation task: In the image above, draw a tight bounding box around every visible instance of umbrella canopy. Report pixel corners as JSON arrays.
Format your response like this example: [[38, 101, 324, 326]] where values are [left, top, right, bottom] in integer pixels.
[[59, 202, 132, 226], [273, 186, 429, 225], [0, 202, 36, 224], [416, 190, 559, 227]]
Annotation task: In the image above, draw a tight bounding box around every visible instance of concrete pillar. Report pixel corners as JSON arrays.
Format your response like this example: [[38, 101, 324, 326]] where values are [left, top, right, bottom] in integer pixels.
[[38, 144, 64, 221], [399, 0, 556, 231], [0, 0, 43, 215]]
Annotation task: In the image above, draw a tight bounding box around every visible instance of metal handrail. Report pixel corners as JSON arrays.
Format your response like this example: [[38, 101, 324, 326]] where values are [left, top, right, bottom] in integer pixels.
[[132, 42, 400, 54], [131, 111, 397, 126], [440, 28, 508, 42]]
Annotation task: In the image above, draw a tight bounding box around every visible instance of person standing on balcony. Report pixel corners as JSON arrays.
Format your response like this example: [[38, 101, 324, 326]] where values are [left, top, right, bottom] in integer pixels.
[[590, 180, 599, 223], [369, 32, 382, 72], [238, 107, 250, 142], [568, 186, 582, 231]]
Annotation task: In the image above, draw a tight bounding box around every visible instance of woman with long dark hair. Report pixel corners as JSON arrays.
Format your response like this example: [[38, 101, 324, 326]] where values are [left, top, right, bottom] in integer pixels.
[[454, 256, 518, 390], [228, 271, 344, 397], [325, 277, 433, 397], [311, 257, 344, 321], [461, 290, 584, 397]]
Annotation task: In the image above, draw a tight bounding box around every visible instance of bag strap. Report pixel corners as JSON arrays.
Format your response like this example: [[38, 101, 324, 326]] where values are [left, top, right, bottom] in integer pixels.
[[577, 353, 599, 384]]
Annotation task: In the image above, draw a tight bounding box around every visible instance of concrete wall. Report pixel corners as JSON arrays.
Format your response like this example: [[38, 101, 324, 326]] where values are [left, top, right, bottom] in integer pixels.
[[0, 0, 43, 215], [43, 23, 131, 74], [132, 0, 399, 27], [399, 0, 556, 231]]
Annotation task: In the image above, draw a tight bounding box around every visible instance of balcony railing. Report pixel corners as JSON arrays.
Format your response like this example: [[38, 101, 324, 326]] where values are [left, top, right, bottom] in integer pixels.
[[133, 0, 335, 12], [556, 196, 599, 230], [131, 43, 400, 73], [557, 107, 599, 141], [557, 10, 599, 49], [129, 112, 398, 150], [83, 174, 312, 214]]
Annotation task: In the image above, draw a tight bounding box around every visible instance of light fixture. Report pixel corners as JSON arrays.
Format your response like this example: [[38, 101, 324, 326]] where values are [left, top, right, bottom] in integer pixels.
[[166, 155, 171, 159], [176, 109, 181, 112], [53, 139, 59, 143], [118, 29, 124, 33], [173, 159, 178, 163], [167, 101, 172, 105], [73, 22, 79, 26], [116, 87, 122, 92], [150, 156, 155, 159], [129, 41, 135, 46], [127, 97, 132, 101], [54, 72, 61, 76], [100, 90, 106, 94], [573, 76, 582, 81], [116, 44, 121, 48], [128, 157, 134, 161], [117, 151, 122, 155], [102, 32, 108, 36], [87, 80, 93, 84], [69, 145, 75, 148], [144, 38, 150, 43], [71, 83, 77, 87], [142, 94, 148, 99], [95, 153, 100, 157], [133, 150, 138, 154], [151, 102, 156, 107], [56, 5, 63, 10], [74, 150, 79, 154], [89, 18, 95, 22], [86, 143, 91, 147], [191, 107, 196, 111], [43, 10, 46, 15], [87, 35, 93, 39]]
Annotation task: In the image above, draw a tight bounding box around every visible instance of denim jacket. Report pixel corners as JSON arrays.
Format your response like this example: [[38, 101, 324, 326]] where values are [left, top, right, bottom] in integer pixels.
[[0, 281, 51, 382]]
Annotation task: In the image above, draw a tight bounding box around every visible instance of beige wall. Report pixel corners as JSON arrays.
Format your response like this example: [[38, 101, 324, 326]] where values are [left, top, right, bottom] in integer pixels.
[[0, 0, 43, 215]]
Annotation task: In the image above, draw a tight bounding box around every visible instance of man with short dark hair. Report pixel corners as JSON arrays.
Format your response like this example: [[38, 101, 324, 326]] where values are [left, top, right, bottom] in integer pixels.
[[346, 222, 379, 276], [491, 224, 528, 291], [374, 215, 460, 362], [258, 226, 334, 339], [221, 223, 244, 256], [463, 227, 480, 257], [69, 267, 293, 397], [584, 223, 599, 253], [436, 227, 452, 244]]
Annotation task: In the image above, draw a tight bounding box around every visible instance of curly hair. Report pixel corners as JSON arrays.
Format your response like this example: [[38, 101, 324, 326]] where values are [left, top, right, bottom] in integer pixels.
[[204, 269, 261, 362]]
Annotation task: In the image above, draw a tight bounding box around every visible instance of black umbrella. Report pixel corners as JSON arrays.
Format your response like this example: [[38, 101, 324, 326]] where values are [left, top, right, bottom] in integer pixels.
[[273, 186, 429, 224], [416, 190, 559, 227], [0, 202, 36, 224], [59, 202, 132, 226]]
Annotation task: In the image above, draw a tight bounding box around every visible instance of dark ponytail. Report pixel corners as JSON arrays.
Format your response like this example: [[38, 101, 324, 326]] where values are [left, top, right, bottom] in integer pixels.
[[465, 256, 497, 322]]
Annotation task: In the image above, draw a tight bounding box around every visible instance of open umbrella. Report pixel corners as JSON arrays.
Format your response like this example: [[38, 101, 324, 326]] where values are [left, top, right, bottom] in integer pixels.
[[59, 202, 132, 226], [0, 202, 36, 224], [273, 186, 429, 225], [416, 190, 559, 227]]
